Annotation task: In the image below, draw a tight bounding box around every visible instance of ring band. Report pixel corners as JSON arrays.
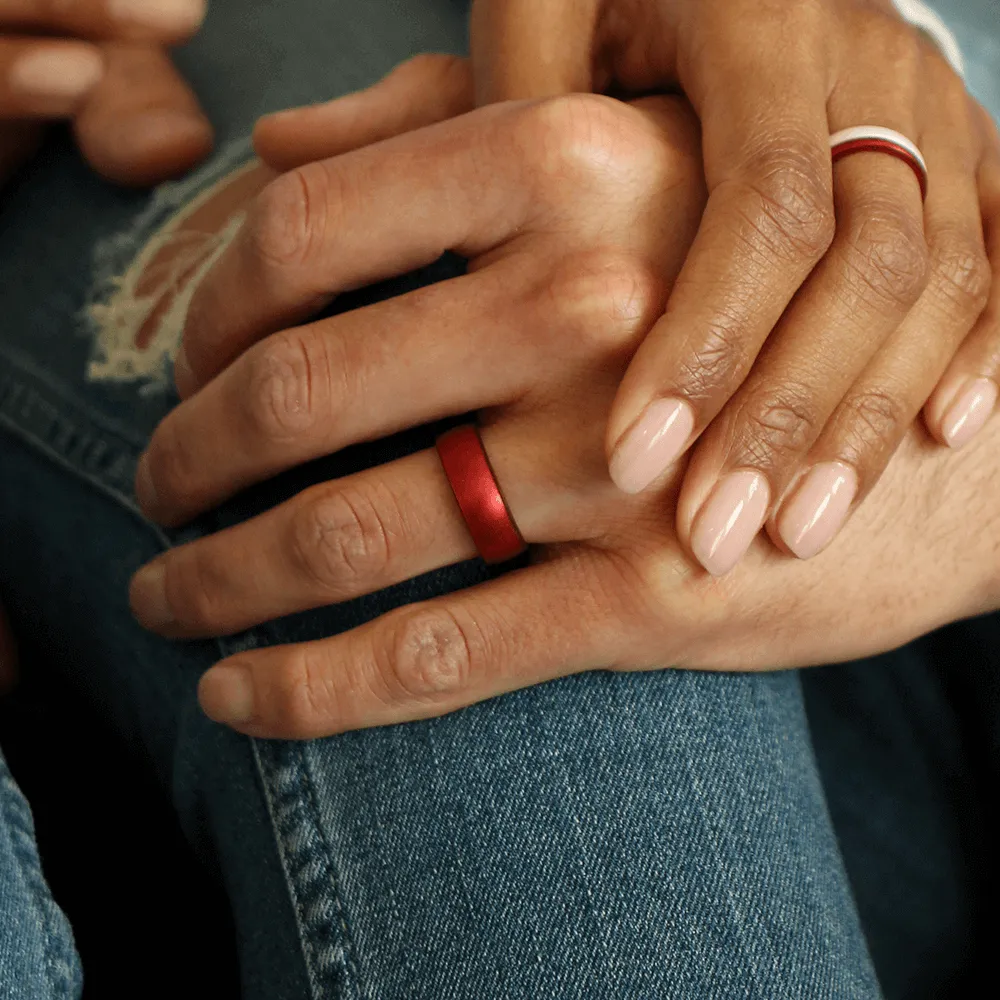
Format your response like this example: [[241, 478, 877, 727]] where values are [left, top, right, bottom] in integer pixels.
[[437, 425, 527, 565], [829, 126, 928, 200]]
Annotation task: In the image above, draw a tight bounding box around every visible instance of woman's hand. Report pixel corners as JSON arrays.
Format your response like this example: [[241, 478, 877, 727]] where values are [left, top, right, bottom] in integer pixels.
[[459, 0, 1000, 570], [0, 0, 212, 187], [129, 69, 999, 739]]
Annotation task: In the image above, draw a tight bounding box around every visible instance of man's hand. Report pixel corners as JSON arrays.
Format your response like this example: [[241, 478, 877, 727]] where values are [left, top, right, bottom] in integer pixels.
[[126, 64, 998, 739], [0, 0, 212, 187], [466, 0, 1000, 571]]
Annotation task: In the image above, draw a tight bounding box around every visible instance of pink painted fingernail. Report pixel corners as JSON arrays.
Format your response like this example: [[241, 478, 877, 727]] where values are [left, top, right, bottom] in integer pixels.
[[778, 462, 858, 560], [609, 398, 695, 494], [108, 0, 207, 35], [941, 378, 998, 449], [691, 470, 770, 576]]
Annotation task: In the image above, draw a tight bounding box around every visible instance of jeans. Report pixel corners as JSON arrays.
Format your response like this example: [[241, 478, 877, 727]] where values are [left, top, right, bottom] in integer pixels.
[[0, 0, 997, 997]]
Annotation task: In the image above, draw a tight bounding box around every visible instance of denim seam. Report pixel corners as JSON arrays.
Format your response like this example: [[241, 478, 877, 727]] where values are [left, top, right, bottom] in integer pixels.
[[0, 755, 80, 998], [250, 739, 361, 1000]]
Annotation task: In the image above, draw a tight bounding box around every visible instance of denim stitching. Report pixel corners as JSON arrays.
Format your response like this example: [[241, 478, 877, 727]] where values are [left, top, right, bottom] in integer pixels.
[[0, 754, 82, 998], [250, 738, 360, 1000]]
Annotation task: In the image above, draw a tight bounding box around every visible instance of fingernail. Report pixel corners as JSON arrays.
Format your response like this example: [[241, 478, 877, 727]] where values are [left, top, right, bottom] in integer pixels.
[[609, 398, 695, 494], [108, 0, 208, 35], [9, 47, 103, 103], [941, 377, 998, 450], [778, 462, 858, 560], [129, 562, 175, 631], [135, 453, 159, 511], [173, 345, 195, 397], [691, 470, 770, 576], [200, 665, 256, 726]]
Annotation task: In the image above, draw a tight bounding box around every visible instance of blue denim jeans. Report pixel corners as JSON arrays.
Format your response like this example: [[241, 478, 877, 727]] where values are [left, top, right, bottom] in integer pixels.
[[0, 1, 997, 997]]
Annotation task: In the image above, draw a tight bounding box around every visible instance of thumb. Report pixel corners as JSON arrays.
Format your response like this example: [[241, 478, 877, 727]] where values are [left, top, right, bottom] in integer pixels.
[[470, 0, 601, 103]]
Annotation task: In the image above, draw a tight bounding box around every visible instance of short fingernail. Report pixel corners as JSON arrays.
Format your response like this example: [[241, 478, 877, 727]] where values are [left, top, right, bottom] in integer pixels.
[[108, 0, 208, 35], [200, 665, 256, 726], [778, 462, 858, 560], [691, 470, 770, 576], [173, 345, 196, 397], [941, 377, 998, 450], [129, 562, 174, 631], [609, 398, 695, 494], [9, 47, 103, 104], [135, 453, 159, 512]]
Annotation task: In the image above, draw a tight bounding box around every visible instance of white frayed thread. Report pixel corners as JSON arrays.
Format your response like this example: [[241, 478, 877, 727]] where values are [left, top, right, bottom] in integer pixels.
[[84, 140, 256, 392]]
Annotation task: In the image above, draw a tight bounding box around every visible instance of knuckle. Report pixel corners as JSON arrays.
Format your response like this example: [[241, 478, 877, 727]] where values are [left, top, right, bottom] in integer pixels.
[[843, 208, 930, 311], [733, 141, 835, 263], [378, 606, 477, 701], [841, 388, 907, 455], [290, 485, 394, 593], [516, 94, 659, 192], [930, 230, 992, 319], [248, 164, 330, 274], [545, 251, 664, 353], [243, 333, 319, 442], [736, 385, 819, 466], [675, 313, 749, 402]]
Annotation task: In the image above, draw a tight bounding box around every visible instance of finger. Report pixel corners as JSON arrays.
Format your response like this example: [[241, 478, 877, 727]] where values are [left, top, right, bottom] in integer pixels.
[[254, 54, 475, 173], [674, 85, 930, 573], [771, 99, 991, 561], [0, 0, 206, 44], [605, 3, 837, 496], [0, 37, 103, 118], [73, 43, 213, 186], [176, 98, 529, 397], [469, 0, 599, 102], [140, 263, 537, 526], [131, 449, 477, 637], [924, 139, 1000, 448], [195, 555, 625, 739]]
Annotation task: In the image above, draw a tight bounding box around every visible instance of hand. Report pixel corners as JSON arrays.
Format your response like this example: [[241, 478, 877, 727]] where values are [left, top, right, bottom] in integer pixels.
[[461, 0, 1000, 572], [129, 67, 999, 739], [0, 0, 212, 188]]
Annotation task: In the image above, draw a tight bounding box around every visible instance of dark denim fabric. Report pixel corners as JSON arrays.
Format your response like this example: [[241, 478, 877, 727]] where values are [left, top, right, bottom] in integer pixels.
[[0, 1, 996, 997]]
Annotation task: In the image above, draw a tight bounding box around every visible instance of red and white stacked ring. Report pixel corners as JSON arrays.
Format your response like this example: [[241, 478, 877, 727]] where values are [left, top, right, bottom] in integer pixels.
[[437, 425, 527, 565], [829, 126, 929, 200]]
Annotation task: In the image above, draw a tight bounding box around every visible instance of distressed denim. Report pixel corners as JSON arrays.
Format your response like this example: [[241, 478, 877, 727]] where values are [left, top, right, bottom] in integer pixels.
[[0, 1, 997, 998]]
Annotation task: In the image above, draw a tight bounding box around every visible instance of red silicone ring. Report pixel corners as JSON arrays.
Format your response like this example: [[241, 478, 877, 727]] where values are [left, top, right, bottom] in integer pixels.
[[436, 425, 527, 565], [831, 137, 928, 201]]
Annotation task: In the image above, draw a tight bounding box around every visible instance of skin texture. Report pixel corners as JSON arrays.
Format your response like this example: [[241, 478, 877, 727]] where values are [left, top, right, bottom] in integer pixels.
[[465, 0, 1000, 572], [129, 71, 1000, 740]]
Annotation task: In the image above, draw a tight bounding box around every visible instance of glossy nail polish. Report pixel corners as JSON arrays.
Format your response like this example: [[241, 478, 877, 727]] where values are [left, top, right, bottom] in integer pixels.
[[609, 398, 695, 495], [691, 470, 770, 576], [778, 462, 858, 560], [941, 377, 998, 450]]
